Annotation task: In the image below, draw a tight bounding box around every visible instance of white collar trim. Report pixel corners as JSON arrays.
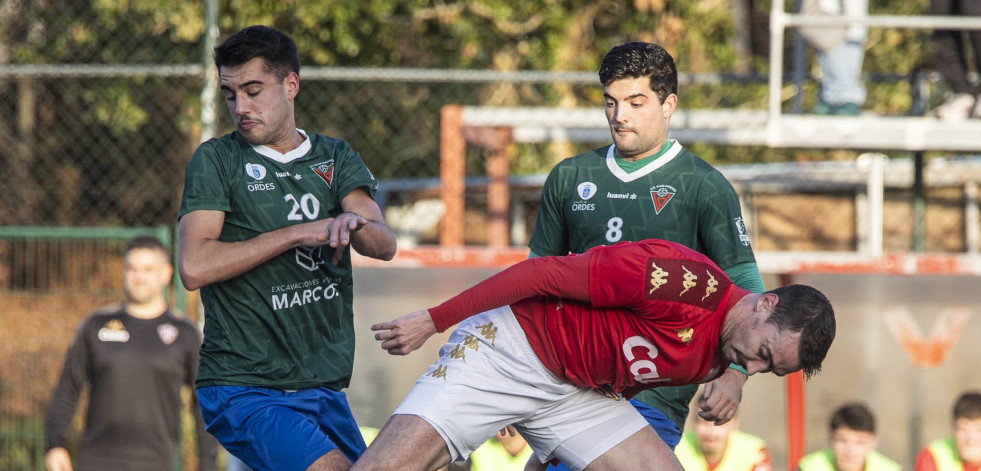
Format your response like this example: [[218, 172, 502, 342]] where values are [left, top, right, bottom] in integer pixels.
[[605, 139, 683, 182], [251, 129, 312, 163]]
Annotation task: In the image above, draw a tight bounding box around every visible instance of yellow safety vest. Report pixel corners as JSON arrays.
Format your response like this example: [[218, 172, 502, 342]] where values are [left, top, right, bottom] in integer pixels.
[[675, 430, 768, 471], [927, 438, 965, 471], [797, 448, 901, 471], [469, 438, 535, 471]]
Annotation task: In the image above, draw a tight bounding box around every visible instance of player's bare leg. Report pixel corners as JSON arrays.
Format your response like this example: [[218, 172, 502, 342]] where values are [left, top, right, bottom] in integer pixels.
[[306, 449, 353, 471], [524, 456, 549, 471], [584, 425, 683, 471], [351, 414, 452, 471]]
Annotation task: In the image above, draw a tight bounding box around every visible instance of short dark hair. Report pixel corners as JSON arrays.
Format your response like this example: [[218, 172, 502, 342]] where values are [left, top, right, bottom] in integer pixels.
[[830, 403, 876, 434], [125, 235, 169, 258], [598, 41, 678, 104], [766, 284, 836, 380], [214, 25, 299, 81], [953, 391, 981, 421]]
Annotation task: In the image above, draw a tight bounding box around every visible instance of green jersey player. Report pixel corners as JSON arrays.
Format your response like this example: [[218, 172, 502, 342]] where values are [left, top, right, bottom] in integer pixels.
[[528, 42, 765, 466], [178, 26, 396, 471]]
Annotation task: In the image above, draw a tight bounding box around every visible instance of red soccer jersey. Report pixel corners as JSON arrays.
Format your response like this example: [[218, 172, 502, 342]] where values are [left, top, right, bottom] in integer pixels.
[[428, 239, 749, 399]]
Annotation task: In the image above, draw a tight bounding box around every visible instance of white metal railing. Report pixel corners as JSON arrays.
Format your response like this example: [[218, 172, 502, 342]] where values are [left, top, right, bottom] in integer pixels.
[[768, 3, 981, 142]]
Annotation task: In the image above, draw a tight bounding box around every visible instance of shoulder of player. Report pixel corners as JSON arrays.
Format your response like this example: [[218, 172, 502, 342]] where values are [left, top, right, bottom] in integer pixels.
[[74, 307, 126, 336], [553, 146, 608, 168], [159, 311, 204, 342], [673, 147, 724, 173], [83, 304, 125, 323], [160, 309, 198, 327], [632, 239, 719, 265], [305, 132, 358, 155]]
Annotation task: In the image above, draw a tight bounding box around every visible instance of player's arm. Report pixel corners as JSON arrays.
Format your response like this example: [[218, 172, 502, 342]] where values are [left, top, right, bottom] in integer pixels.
[[45, 325, 91, 471], [371, 253, 592, 355], [527, 165, 570, 257], [700, 263, 763, 422], [178, 209, 352, 290], [724, 261, 765, 293], [332, 187, 396, 264], [698, 180, 764, 424]]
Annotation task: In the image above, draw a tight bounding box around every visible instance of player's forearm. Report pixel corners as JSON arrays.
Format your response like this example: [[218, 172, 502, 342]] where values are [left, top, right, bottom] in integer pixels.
[[179, 225, 303, 291], [351, 219, 397, 261], [429, 254, 591, 332]]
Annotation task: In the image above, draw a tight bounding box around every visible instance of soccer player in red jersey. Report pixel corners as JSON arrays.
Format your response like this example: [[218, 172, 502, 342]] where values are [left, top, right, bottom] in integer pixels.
[[353, 239, 835, 471]]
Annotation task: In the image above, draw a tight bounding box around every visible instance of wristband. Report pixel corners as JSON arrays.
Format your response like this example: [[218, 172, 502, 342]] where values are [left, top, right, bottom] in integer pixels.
[[728, 364, 749, 376]]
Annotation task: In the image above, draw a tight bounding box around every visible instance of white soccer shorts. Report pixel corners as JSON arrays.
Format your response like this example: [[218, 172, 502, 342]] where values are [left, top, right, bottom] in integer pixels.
[[392, 306, 648, 471]]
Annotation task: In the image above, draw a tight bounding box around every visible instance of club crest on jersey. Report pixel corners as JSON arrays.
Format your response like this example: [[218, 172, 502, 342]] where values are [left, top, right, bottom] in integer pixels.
[[157, 324, 179, 345], [245, 163, 267, 180], [650, 185, 676, 215], [577, 182, 597, 200], [572, 182, 598, 211], [310, 160, 335, 188]]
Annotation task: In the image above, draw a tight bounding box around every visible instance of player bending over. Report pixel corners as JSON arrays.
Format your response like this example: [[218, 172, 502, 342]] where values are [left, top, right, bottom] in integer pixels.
[[352, 239, 836, 471]]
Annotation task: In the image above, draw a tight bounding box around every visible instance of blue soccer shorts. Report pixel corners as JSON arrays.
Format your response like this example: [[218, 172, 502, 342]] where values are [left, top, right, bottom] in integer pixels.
[[545, 399, 681, 471], [198, 385, 367, 471]]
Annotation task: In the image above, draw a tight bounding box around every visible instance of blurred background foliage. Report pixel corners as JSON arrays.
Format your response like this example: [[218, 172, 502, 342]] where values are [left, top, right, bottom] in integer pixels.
[[0, 0, 946, 227]]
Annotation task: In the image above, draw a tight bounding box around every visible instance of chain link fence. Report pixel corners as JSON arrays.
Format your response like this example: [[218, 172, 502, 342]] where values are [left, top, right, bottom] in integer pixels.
[[1, 1, 980, 470]]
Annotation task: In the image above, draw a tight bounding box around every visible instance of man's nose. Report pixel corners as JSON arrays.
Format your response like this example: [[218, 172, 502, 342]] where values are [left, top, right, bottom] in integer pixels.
[[234, 95, 250, 115], [612, 105, 627, 123]]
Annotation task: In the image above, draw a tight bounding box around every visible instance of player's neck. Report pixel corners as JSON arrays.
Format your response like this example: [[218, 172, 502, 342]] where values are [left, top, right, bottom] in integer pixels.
[[124, 298, 168, 319], [720, 293, 759, 338]]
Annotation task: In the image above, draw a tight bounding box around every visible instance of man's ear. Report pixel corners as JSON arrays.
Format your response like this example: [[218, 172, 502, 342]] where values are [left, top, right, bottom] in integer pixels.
[[285, 71, 300, 99], [758, 293, 779, 312], [661, 93, 678, 118]]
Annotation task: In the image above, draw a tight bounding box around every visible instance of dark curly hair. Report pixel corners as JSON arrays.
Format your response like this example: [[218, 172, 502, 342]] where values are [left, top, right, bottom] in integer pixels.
[[214, 25, 299, 81], [598, 41, 678, 104], [766, 284, 836, 380]]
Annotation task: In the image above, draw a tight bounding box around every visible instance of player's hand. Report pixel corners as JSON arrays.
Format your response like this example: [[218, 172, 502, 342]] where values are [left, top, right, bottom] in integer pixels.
[[499, 425, 517, 437], [44, 447, 73, 471], [697, 367, 747, 425], [371, 310, 438, 355], [318, 212, 369, 265]]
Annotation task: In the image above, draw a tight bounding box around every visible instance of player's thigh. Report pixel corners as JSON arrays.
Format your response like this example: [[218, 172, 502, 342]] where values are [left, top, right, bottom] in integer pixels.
[[584, 424, 682, 471], [522, 393, 648, 471], [353, 414, 449, 471], [544, 399, 682, 471], [393, 306, 575, 462], [198, 386, 363, 471], [628, 398, 682, 448]]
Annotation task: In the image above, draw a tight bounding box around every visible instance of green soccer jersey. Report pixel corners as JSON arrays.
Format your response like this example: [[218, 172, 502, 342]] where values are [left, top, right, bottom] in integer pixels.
[[528, 139, 757, 432], [179, 130, 377, 390]]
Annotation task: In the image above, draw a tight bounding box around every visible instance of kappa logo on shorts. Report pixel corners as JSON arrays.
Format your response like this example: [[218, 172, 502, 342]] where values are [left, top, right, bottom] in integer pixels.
[[460, 334, 481, 352], [448, 344, 468, 362], [475, 322, 498, 347], [427, 364, 449, 381], [650, 185, 677, 215], [310, 160, 335, 188]]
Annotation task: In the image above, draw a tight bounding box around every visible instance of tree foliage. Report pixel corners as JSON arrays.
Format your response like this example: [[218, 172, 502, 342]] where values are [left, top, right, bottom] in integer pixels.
[[0, 0, 942, 226]]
